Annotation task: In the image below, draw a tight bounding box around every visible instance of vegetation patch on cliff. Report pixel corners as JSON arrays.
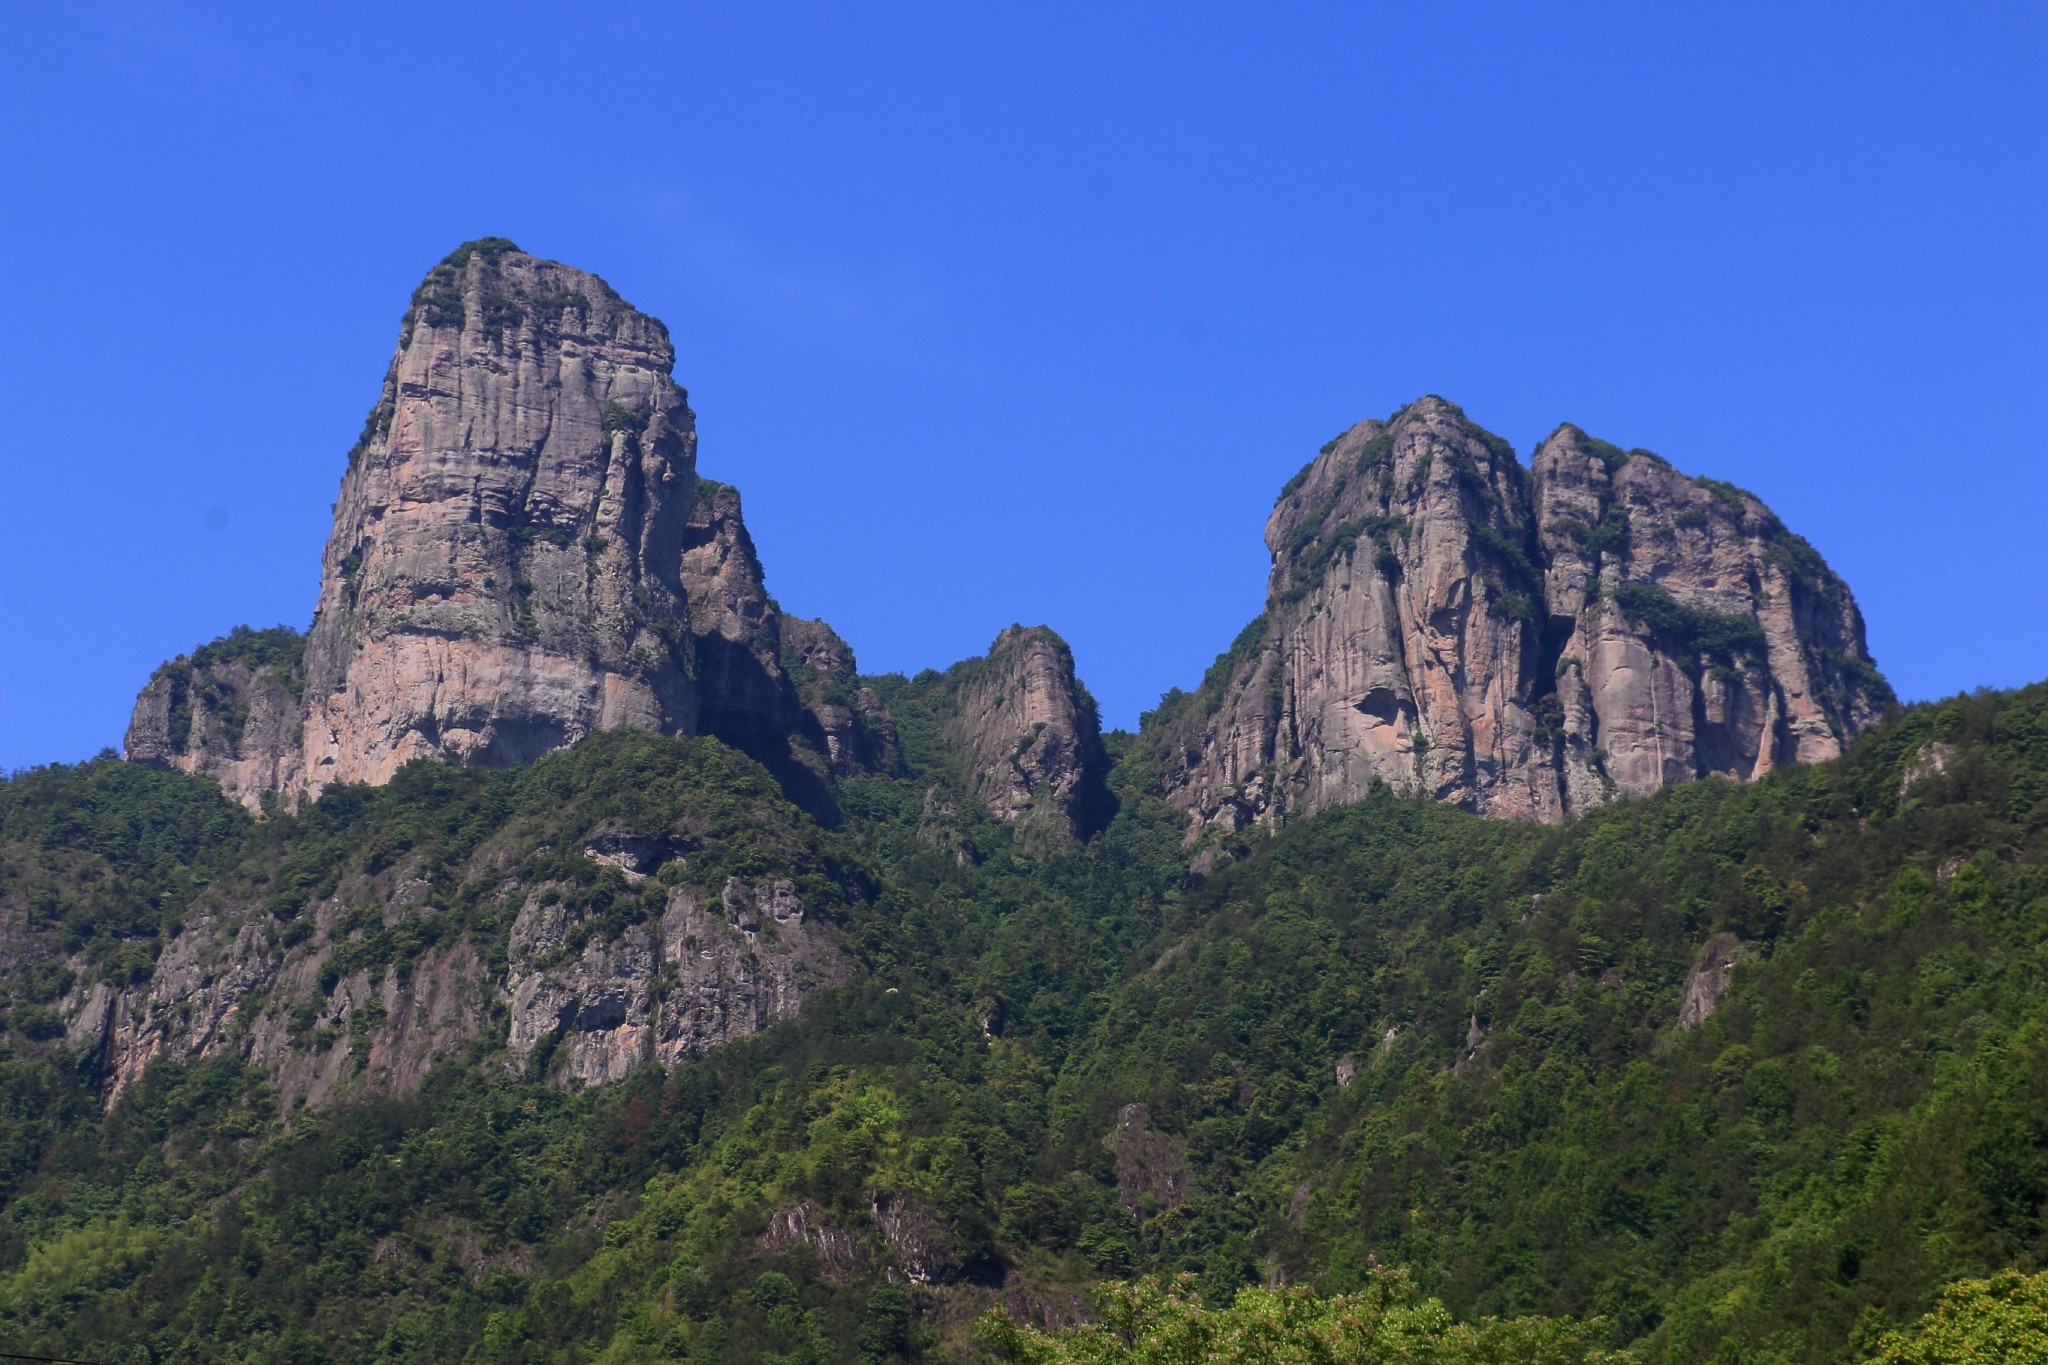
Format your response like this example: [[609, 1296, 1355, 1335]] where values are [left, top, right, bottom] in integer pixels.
[[1613, 579, 1767, 666]]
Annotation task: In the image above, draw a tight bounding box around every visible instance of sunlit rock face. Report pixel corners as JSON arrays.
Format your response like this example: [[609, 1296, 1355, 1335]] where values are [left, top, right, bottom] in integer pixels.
[[1151, 397, 1889, 838], [126, 240, 888, 814], [298, 240, 702, 797], [942, 625, 1114, 852]]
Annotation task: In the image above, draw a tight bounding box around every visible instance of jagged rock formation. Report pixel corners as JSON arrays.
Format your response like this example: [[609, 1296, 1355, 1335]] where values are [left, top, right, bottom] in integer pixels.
[[504, 875, 846, 1087], [74, 871, 846, 1106], [781, 616, 900, 777], [295, 239, 700, 798], [1532, 424, 1888, 812], [940, 626, 1113, 850], [76, 882, 499, 1109], [1677, 932, 1743, 1030], [1151, 397, 1889, 839], [666, 478, 894, 815], [124, 240, 888, 815]]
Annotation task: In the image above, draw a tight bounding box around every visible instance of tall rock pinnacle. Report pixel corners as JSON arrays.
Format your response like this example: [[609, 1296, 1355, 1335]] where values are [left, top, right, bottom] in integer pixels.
[[126, 240, 886, 811], [942, 626, 1114, 851], [299, 239, 699, 793], [1148, 397, 1890, 838]]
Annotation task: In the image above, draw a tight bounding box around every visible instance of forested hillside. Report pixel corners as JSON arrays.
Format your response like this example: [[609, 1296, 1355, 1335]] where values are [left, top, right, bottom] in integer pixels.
[[1, 681, 2044, 1362]]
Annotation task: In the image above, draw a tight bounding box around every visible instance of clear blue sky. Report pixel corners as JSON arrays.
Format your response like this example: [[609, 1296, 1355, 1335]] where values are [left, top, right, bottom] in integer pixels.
[[2, 3, 2043, 770]]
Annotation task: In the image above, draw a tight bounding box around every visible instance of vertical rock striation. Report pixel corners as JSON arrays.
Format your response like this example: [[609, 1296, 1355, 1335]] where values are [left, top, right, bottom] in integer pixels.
[[298, 239, 701, 795], [1530, 424, 1888, 814], [125, 240, 890, 813], [123, 627, 307, 808], [1151, 397, 1889, 839]]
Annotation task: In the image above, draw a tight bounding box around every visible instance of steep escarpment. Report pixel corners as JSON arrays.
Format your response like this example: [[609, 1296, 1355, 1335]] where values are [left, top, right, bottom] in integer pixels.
[[125, 241, 887, 816], [123, 626, 307, 806], [673, 481, 896, 815], [1531, 424, 1890, 815], [1150, 397, 1888, 837]]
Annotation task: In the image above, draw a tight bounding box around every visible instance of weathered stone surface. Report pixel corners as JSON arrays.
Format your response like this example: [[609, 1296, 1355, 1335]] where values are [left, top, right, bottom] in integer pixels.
[[1151, 397, 1889, 838], [782, 616, 900, 777], [1105, 1102, 1189, 1213], [124, 241, 889, 813], [1899, 740, 1957, 797], [1532, 424, 1889, 817], [941, 626, 1113, 850], [504, 875, 847, 1087], [300, 240, 700, 797], [80, 876, 499, 1109], [123, 627, 306, 810], [869, 1189, 962, 1284], [1677, 932, 1744, 1030], [69, 867, 845, 1107], [761, 1203, 865, 1282]]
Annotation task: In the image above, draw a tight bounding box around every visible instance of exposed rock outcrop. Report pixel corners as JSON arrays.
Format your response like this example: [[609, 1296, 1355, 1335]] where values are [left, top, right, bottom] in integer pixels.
[[781, 616, 900, 777], [868, 1189, 962, 1284], [1677, 932, 1744, 1030], [76, 868, 846, 1107], [122, 627, 307, 808], [298, 240, 700, 797], [1150, 397, 1889, 839], [1106, 1103, 1189, 1213], [761, 1203, 865, 1282], [1532, 424, 1889, 815], [125, 241, 889, 814], [82, 892, 497, 1110], [941, 626, 1113, 850], [505, 876, 847, 1086]]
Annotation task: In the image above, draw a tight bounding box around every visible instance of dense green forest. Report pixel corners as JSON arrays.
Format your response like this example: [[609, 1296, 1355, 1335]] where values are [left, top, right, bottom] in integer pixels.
[[1, 679, 2044, 1363]]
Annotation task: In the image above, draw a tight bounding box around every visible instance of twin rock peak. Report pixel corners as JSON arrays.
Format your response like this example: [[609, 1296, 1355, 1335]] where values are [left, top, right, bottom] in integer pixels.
[[126, 240, 1891, 849]]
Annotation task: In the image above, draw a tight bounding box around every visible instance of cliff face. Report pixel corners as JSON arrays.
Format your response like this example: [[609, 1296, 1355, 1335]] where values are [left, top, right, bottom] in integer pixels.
[[125, 319, 1886, 849], [505, 875, 847, 1087], [125, 241, 886, 816], [1531, 425, 1889, 815], [673, 482, 896, 815], [940, 626, 1113, 851], [298, 240, 700, 795], [780, 615, 901, 778], [81, 864, 850, 1109], [66, 729, 860, 1108], [1152, 397, 1889, 838]]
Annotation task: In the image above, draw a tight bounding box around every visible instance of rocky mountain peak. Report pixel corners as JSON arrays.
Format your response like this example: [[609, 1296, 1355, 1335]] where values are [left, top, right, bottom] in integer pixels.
[[1528, 422, 1890, 811], [296, 241, 701, 797], [125, 242, 886, 815], [1148, 397, 1889, 840]]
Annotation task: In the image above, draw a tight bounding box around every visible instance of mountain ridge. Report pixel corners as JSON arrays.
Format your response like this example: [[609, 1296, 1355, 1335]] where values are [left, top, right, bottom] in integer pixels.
[[2, 241, 2036, 1361], [123, 248, 1889, 857]]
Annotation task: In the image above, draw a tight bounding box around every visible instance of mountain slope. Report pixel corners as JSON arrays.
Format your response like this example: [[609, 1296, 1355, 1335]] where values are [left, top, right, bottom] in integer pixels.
[[3, 683, 2042, 1362]]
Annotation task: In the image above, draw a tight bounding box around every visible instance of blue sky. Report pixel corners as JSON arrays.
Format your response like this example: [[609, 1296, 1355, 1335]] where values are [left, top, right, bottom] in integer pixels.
[[2, 2, 2043, 770]]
